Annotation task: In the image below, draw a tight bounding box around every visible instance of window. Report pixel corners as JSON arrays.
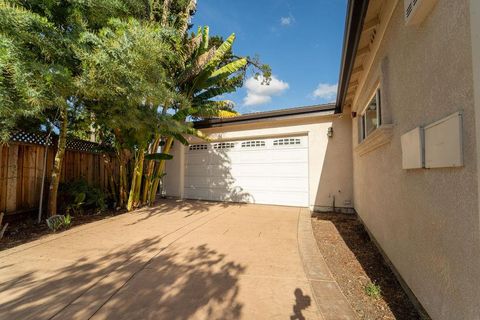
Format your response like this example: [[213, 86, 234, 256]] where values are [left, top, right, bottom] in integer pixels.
[[360, 88, 382, 141], [241, 140, 265, 148], [213, 142, 235, 149], [273, 138, 301, 146], [189, 144, 208, 151]]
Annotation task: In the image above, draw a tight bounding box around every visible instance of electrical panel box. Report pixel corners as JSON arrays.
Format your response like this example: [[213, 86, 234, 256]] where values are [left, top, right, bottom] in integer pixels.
[[401, 127, 424, 169], [424, 112, 463, 168]]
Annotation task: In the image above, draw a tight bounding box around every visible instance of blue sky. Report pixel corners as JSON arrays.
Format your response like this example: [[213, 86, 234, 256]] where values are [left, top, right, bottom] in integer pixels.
[[192, 0, 347, 114]]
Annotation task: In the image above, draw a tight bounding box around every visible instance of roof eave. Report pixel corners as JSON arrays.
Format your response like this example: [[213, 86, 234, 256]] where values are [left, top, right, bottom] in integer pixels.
[[193, 103, 335, 129], [335, 0, 370, 113]]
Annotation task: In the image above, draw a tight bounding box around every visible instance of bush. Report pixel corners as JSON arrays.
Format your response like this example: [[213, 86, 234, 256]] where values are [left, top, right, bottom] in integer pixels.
[[365, 281, 382, 299], [59, 180, 107, 214], [46, 214, 72, 232]]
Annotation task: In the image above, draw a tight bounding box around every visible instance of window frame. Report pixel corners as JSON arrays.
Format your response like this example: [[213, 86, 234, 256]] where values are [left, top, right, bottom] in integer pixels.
[[359, 88, 382, 142]]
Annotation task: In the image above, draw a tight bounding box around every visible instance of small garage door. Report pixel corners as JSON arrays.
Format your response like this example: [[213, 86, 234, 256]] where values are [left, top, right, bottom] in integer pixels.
[[184, 136, 309, 207]]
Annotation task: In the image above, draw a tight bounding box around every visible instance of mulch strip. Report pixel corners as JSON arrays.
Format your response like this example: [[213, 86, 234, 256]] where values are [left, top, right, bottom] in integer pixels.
[[311, 212, 422, 320]]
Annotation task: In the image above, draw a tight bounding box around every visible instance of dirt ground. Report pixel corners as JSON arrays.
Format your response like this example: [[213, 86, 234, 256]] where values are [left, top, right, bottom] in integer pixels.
[[311, 212, 424, 320], [0, 211, 124, 251]]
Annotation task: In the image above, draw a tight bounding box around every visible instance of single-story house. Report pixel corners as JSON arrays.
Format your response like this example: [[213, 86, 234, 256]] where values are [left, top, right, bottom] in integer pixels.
[[165, 0, 480, 319], [165, 104, 353, 211]]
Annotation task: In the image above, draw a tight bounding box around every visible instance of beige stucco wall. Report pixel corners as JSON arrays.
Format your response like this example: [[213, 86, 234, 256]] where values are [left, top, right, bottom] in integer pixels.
[[165, 114, 353, 211], [471, 0, 480, 277], [352, 1, 480, 319]]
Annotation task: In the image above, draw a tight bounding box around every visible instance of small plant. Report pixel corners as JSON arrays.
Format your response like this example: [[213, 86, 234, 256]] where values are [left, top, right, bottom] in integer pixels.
[[59, 180, 107, 214], [46, 214, 72, 232], [63, 214, 72, 229], [66, 192, 86, 215], [365, 281, 382, 299], [0, 212, 8, 240]]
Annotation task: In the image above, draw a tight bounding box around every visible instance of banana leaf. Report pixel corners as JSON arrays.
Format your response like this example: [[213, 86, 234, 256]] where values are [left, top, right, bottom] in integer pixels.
[[144, 153, 173, 161]]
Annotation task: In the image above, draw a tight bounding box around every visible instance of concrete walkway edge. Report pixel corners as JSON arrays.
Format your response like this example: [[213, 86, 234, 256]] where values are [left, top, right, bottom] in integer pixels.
[[297, 208, 358, 320]]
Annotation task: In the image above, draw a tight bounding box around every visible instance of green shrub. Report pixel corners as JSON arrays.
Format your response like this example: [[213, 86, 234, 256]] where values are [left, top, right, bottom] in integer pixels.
[[59, 180, 107, 214], [66, 192, 86, 215], [63, 213, 72, 228], [46, 214, 72, 232], [365, 281, 382, 299]]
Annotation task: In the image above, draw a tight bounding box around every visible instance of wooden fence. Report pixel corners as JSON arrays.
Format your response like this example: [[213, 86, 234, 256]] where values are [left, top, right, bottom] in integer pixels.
[[0, 132, 118, 216]]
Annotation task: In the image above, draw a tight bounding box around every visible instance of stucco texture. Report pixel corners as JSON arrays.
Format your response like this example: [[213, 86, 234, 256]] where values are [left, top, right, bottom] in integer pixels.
[[164, 114, 353, 211], [351, 1, 480, 319]]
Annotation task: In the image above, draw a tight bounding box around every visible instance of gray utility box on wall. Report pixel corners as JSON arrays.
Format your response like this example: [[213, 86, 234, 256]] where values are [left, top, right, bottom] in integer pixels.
[[401, 112, 463, 169], [401, 127, 424, 169], [424, 112, 463, 168]]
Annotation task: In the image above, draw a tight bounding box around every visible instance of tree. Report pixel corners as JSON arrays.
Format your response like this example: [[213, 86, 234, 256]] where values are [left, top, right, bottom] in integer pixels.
[[0, 0, 271, 215], [0, 0, 164, 216], [144, 26, 272, 205], [77, 17, 185, 210]]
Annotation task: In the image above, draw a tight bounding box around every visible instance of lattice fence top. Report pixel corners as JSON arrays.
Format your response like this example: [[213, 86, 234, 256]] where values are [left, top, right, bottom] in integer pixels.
[[10, 131, 54, 146], [65, 139, 111, 153], [9, 131, 114, 154]]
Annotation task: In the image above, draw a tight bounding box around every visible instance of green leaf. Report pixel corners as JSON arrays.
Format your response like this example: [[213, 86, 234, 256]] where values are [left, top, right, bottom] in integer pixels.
[[193, 85, 236, 103], [145, 153, 173, 161], [201, 26, 209, 52], [202, 58, 247, 89], [191, 100, 238, 119], [172, 107, 196, 121], [205, 33, 235, 69], [173, 133, 189, 145]]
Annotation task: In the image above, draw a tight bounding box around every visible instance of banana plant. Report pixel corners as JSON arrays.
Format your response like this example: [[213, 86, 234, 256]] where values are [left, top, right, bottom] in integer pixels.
[[144, 27, 249, 205]]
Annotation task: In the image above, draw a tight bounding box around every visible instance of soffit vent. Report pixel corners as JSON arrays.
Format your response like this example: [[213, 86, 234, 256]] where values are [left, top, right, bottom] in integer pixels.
[[404, 0, 438, 26]]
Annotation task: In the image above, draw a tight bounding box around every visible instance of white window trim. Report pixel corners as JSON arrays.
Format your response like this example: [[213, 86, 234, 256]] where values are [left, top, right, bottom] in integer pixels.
[[359, 88, 382, 142]]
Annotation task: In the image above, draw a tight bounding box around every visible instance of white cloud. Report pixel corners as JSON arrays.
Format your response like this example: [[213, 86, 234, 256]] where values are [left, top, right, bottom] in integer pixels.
[[312, 83, 338, 102], [280, 16, 293, 26], [243, 76, 289, 106]]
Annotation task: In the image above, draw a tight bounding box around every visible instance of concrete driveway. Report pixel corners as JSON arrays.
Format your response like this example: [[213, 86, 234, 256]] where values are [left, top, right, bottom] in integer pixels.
[[0, 200, 355, 319]]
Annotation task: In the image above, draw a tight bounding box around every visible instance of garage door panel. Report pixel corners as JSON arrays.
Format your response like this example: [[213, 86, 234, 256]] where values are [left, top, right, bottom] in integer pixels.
[[185, 164, 233, 177], [228, 163, 308, 178], [184, 136, 309, 207], [232, 176, 308, 191], [186, 149, 308, 165], [185, 176, 308, 192], [184, 176, 234, 189], [184, 187, 254, 203], [184, 187, 308, 206], [186, 163, 308, 178], [226, 149, 308, 164]]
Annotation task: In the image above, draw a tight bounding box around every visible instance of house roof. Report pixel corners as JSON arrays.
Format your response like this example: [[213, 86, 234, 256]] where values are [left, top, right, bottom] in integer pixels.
[[335, 0, 370, 113], [193, 103, 335, 129]]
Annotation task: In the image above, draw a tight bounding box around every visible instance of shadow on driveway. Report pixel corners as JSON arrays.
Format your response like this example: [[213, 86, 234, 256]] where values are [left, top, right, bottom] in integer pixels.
[[127, 199, 247, 225], [0, 237, 246, 319]]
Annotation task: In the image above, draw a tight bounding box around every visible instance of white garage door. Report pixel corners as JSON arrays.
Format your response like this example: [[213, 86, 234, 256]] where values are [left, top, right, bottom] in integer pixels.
[[184, 136, 309, 207]]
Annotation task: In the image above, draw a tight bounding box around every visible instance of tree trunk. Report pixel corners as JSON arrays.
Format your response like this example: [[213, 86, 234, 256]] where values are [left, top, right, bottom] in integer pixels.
[[118, 157, 127, 208], [142, 135, 161, 204], [161, 0, 171, 27], [103, 154, 117, 204], [127, 148, 145, 211], [148, 136, 173, 205], [47, 105, 68, 217], [179, 0, 197, 34]]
